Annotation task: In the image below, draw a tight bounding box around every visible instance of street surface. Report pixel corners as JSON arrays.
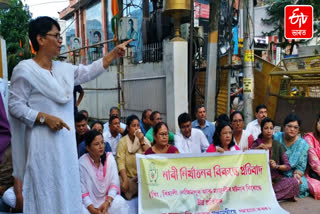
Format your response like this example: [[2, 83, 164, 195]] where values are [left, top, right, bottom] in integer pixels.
[[280, 196, 319, 213]]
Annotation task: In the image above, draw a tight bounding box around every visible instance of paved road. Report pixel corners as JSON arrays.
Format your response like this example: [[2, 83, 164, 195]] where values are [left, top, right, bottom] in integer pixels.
[[280, 196, 319, 214]]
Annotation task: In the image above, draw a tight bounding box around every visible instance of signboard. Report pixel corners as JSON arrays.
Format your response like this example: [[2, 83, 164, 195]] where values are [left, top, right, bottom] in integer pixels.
[[137, 151, 288, 214], [285, 5, 313, 39], [243, 78, 253, 93], [194, 2, 210, 19], [244, 50, 254, 62]]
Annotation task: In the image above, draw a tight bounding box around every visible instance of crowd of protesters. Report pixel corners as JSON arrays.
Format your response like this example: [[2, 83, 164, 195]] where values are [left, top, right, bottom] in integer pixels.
[[0, 16, 319, 214]]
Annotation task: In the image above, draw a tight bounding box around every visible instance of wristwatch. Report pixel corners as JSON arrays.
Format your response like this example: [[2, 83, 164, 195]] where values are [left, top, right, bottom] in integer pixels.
[[39, 115, 45, 124]]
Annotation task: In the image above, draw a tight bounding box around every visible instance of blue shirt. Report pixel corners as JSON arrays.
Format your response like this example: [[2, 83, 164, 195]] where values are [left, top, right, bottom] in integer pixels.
[[191, 120, 215, 144]]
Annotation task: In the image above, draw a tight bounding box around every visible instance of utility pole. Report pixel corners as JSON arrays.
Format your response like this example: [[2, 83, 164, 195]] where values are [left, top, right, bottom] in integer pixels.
[[242, 0, 254, 125], [205, 0, 220, 122]]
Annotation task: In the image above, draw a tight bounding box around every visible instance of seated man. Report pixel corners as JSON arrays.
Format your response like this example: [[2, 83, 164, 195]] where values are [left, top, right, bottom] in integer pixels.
[[103, 116, 122, 156], [175, 113, 209, 153], [75, 113, 89, 157], [103, 107, 126, 134], [79, 109, 91, 130], [246, 104, 268, 140], [145, 111, 174, 144], [140, 109, 152, 135], [91, 120, 112, 153], [191, 104, 215, 144]]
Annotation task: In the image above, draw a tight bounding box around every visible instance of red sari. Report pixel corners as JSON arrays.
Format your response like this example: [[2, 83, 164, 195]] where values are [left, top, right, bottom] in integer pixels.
[[145, 145, 179, 155]]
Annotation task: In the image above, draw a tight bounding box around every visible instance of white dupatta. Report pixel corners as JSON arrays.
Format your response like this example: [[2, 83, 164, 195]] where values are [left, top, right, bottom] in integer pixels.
[[9, 59, 74, 180]]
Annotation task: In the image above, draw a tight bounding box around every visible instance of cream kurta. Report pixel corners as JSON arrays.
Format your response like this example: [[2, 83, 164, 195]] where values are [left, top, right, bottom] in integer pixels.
[[8, 58, 107, 214]]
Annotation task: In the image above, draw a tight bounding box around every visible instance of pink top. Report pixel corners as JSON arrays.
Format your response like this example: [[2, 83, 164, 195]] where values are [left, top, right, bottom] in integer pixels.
[[206, 144, 240, 153], [304, 132, 320, 200]]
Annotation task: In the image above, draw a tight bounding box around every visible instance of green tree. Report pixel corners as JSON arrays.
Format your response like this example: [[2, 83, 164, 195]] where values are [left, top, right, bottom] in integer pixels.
[[262, 0, 320, 54], [0, 0, 32, 79]]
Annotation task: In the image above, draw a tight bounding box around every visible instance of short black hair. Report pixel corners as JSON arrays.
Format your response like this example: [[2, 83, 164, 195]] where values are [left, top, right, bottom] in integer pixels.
[[79, 109, 88, 116], [150, 111, 160, 121], [93, 31, 101, 37], [178, 112, 191, 127], [230, 111, 244, 122], [142, 109, 152, 120], [91, 120, 104, 129], [283, 113, 301, 127], [213, 121, 235, 149], [109, 106, 120, 115], [29, 16, 60, 51], [255, 104, 267, 113], [261, 117, 274, 130], [195, 104, 205, 113], [109, 115, 119, 124], [258, 117, 274, 139], [217, 114, 230, 124], [75, 113, 87, 123]]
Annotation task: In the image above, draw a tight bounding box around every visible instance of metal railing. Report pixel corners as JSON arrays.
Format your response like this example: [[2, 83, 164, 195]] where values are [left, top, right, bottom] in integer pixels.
[[130, 42, 163, 64], [58, 39, 115, 65]]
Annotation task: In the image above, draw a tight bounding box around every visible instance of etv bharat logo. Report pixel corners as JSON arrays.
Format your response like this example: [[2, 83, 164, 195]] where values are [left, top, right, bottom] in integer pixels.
[[285, 5, 313, 39]]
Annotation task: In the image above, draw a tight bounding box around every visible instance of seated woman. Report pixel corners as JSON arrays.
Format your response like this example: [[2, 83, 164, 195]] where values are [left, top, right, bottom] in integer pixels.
[[207, 121, 240, 153], [273, 113, 310, 198], [230, 111, 254, 150], [78, 121, 111, 157], [251, 118, 299, 200], [304, 114, 320, 200], [80, 130, 128, 214], [116, 115, 151, 200], [91, 120, 112, 152], [145, 122, 179, 154]]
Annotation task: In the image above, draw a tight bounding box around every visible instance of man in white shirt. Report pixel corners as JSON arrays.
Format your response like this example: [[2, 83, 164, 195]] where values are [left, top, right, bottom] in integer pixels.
[[245, 104, 268, 140], [103, 106, 126, 134], [103, 116, 122, 156], [174, 113, 209, 153]]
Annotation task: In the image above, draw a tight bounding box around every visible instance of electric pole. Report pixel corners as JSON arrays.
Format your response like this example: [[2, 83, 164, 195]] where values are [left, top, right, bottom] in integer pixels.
[[243, 0, 254, 125], [205, 0, 220, 121]]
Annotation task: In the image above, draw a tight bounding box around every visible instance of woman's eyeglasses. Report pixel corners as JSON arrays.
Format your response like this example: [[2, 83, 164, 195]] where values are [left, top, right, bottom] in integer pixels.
[[158, 133, 169, 137], [46, 33, 63, 41]]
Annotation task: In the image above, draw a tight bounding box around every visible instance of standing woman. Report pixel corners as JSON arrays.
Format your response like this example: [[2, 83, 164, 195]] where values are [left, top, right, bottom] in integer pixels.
[[273, 114, 310, 198], [116, 115, 151, 200], [8, 16, 131, 213], [304, 114, 320, 200], [145, 122, 179, 154], [79, 130, 128, 214], [251, 118, 299, 200]]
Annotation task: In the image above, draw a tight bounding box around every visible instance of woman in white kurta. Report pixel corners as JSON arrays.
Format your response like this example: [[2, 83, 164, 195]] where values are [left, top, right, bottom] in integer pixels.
[[80, 130, 128, 214], [8, 16, 131, 213]]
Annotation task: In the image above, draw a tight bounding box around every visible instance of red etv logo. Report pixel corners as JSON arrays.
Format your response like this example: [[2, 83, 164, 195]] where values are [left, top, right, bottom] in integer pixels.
[[285, 5, 313, 39]]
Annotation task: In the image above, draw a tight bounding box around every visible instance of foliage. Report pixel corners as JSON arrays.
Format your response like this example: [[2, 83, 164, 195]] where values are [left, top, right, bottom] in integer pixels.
[[0, 0, 32, 79], [262, 0, 320, 53]]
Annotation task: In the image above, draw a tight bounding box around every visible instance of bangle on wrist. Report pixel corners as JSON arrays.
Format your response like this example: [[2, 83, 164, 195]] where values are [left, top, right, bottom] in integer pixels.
[[106, 198, 112, 205]]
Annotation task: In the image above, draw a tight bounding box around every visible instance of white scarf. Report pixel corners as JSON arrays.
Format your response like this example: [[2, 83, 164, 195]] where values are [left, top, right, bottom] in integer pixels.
[[9, 59, 74, 180]]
